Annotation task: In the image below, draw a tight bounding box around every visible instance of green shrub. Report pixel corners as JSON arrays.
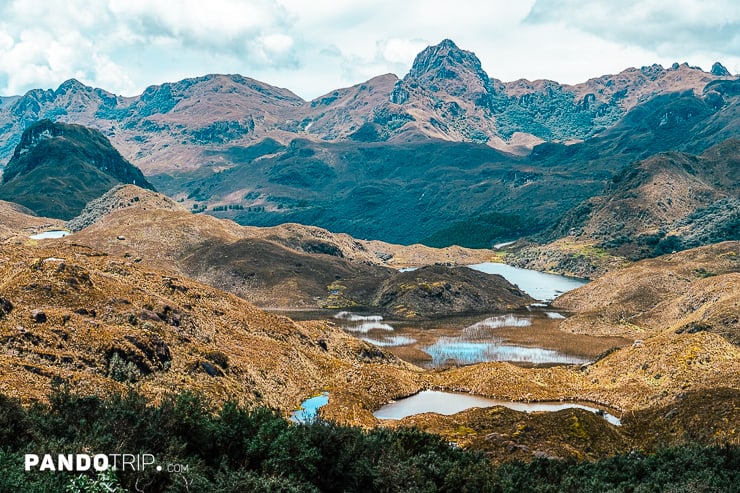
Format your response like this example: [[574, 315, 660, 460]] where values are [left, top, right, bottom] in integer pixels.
[[0, 387, 737, 492], [107, 353, 141, 383]]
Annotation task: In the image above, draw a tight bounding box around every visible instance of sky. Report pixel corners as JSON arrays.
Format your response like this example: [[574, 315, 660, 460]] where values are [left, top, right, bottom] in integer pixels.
[[0, 0, 737, 100]]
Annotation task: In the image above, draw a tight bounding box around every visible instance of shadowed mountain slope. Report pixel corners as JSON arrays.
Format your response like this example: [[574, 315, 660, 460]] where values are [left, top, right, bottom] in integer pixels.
[[157, 82, 738, 245], [0, 120, 153, 219], [508, 135, 739, 277]]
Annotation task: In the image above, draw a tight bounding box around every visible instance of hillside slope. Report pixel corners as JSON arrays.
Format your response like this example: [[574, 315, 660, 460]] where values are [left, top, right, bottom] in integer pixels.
[[550, 138, 739, 258], [552, 242, 740, 343], [65, 186, 503, 311], [0, 200, 65, 241], [0, 120, 154, 219], [0, 241, 421, 414], [510, 136, 739, 276]]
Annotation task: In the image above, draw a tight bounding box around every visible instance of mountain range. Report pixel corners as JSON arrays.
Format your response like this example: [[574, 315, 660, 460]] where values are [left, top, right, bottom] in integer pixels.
[[0, 39, 736, 250], [1, 39, 732, 166], [0, 39, 737, 479]]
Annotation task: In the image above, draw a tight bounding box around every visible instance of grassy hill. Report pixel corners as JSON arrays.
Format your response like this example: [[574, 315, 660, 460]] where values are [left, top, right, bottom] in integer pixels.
[[0, 120, 154, 219]]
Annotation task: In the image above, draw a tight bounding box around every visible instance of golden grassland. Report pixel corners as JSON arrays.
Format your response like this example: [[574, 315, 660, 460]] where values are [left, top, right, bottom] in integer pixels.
[[0, 234, 736, 462]]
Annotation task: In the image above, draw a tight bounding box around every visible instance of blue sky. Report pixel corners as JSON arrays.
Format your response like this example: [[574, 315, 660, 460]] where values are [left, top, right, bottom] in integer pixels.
[[0, 0, 737, 99]]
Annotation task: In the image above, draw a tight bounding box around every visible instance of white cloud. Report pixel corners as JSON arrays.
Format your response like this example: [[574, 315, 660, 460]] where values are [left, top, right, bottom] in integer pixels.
[[108, 0, 293, 53], [525, 0, 740, 56], [380, 38, 428, 65], [0, 0, 736, 99]]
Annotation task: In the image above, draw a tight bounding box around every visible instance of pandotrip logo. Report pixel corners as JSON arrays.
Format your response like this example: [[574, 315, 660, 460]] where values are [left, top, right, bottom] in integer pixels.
[[24, 453, 188, 473]]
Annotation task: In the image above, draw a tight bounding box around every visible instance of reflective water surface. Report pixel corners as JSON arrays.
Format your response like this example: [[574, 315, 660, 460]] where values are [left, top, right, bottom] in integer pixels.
[[30, 230, 70, 240], [467, 263, 587, 302], [283, 264, 627, 369], [374, 390, 621, 426], [290, 392, 329, 423], [287, 308, 630, 369]]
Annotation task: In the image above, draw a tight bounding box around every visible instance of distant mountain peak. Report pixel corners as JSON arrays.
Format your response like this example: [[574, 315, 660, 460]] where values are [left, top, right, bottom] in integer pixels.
[[711, 62, 731, 77], [55, 78, 88, 94], [407, 39, 488, 83]]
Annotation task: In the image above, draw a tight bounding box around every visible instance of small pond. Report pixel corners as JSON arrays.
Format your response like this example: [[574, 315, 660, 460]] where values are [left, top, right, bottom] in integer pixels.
[[290, 392, 329, 423], [374, 390, 621, 426], [30, 230, 70, 240]]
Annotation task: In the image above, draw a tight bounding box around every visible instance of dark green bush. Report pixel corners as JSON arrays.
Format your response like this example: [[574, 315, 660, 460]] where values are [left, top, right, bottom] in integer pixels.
[[0, 387, 737, 493]]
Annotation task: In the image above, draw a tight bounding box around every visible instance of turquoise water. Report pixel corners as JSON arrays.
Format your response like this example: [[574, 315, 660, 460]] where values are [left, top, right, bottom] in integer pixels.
[[290, 393, 329, 423]]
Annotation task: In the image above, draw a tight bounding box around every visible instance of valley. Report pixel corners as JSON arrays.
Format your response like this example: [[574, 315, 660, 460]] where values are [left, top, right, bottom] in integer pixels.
[[2, 207, 737, 465], [0, 37, 737, 491]]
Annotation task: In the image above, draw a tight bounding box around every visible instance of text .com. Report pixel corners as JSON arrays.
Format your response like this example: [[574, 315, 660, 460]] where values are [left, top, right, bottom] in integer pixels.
[[24, 454, 189, 473]]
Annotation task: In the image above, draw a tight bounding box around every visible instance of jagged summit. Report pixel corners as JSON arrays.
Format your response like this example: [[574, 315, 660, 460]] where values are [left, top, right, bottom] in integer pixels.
[[55, 78, 88, 94], [408, 39, 486, 77], [403, 39, 492, 97], [711, 62, 731, 77], [383, 39, 500, 145]]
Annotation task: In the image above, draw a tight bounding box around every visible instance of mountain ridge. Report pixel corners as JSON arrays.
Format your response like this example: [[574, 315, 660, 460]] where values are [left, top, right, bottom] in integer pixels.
[[0, 40, 735, 176], [0, 39, 736, 251]]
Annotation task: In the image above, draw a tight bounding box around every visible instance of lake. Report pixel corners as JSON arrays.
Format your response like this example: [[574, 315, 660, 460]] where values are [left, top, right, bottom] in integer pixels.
[[467, 262, 587, 302], [374, 390, 621, 426], [284, 263, 628, 369], [30, 230, 70, 240], [330, 309, 621, 368], [290, 392, 330, 423]]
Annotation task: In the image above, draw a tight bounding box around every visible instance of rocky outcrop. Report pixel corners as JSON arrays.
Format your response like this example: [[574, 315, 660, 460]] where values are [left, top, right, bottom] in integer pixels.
[[372, 264, 533, 318], [67, 184, 184, 232], [711, 62, 731, 77]]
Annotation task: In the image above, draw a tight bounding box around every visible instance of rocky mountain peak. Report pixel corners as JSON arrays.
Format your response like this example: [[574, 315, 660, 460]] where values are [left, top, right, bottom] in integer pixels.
[[407, 39, 490, 85], [54, 78, 88, 96], [711, 62, 731, 77], [390, 39, 494, 111]]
